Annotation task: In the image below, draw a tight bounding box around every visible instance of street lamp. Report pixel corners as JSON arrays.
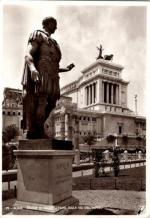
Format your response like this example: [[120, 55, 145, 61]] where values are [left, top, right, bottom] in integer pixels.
[[135, 94, 137, 115]]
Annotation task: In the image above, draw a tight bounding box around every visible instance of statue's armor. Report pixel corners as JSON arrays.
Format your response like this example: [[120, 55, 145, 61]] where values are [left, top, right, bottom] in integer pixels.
[[21, 30, 62, 138], [27, 30, 61, 97]]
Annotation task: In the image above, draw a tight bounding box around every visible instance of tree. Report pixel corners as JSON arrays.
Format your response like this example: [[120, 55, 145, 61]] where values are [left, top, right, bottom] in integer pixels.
[[84, 134, 96, 146], [2, 145, 10, 170], [122, 135, 129, 149], [106, 134, 116, 144], [3, 124, 19, 143], [136, 135, 143, 150]]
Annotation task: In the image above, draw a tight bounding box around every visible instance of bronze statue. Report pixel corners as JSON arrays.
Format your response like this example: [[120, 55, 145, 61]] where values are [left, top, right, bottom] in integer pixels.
[[96, 44, 104, 60], [96, 44, 113, 61], [104, 54, 113, 61], [21, 17, 75, 139]]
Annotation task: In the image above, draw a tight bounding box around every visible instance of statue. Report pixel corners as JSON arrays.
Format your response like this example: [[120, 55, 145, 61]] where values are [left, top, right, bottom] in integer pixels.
[[104, 54, 113, 61], [21, 17, 75, 139], [96, 44, 104, 60], [96, 44, 113, 61]]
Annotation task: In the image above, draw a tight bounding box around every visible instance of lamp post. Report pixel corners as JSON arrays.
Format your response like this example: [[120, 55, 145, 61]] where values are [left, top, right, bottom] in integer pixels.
[[135, 94, 137, 115]]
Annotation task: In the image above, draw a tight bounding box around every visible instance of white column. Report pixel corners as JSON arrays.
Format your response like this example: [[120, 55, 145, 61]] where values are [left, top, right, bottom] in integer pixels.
[[111, 83, 114, 104], [85, 87, 87, 106], [91, 84, 93, 104], [60, 113, 65, 140], [90, 85, 92, 104], [96, 80, 100, 104], [93, 82, 96, 103], [116, 85, 119, 105], [94, 82, 97, 103], [107, 82, 109, 103], [102, 81, 104, 103], [125, 86, 127, 107], [93, 83, 95, 103], [86, 86, 88, 106], [87, 86, 90, 105], [113, 84, 116, 104], [73, 116, 79, 149], [65, 113, 68, 140], [92, 83, 95, 104], [102, 116, 106, 137], [88, 85, 91, 105], [109, 83, 111, 104], [119, 84, 121, 105]]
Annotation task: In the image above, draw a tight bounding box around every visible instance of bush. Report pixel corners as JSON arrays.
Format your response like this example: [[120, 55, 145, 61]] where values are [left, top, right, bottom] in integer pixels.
[[2, 144, 17, 170], [2, 124, 19, 143], [136, 136, 142, 141], [106, 134, 116, 143], [2, 145, 10, 170], [84, 134, 96, 145], [122, 135, 128, 148]]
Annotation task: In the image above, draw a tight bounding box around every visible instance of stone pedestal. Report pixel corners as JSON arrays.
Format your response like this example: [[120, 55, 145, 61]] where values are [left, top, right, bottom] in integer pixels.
[[14, 139, 78, 214]]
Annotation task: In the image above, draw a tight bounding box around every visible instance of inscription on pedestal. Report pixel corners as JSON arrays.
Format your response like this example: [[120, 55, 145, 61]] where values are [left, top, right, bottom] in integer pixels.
[[53, 158, 72, 203]]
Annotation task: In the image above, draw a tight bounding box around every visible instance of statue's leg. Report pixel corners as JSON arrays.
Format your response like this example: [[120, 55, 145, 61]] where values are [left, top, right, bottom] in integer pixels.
[[45, 96, 56, 120], [35, 95, 47, 138], [44, 96, 58, 139]]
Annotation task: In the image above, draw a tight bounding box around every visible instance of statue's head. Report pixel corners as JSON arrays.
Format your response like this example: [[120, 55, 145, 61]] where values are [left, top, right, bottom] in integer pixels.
[[42, 16, 57, 34]]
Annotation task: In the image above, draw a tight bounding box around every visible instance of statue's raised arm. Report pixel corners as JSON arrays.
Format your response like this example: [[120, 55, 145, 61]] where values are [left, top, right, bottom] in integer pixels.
[[59, 63, 75, 73], [96, 44, 104, 60]]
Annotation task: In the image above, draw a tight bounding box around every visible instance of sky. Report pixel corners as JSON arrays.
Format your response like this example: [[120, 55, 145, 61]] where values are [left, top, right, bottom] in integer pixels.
[[1, 1, 148, 116]]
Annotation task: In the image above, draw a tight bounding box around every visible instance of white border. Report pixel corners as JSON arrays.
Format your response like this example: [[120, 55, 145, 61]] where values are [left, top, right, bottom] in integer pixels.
[[1, 1, 150, 218]]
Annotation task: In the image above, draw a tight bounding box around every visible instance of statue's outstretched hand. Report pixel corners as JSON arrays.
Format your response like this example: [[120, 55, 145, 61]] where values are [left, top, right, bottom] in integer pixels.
[[66, 63, 75, 71]]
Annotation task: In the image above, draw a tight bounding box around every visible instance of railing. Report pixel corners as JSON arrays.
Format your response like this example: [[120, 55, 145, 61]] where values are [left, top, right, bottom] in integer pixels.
[[2, 160, 146, 198], [79, 151, 146, 163], [2, 169, 17, 192], [80, 151, 93, 163], [3, 159, 146, 188], [73, 159, 146, 171]]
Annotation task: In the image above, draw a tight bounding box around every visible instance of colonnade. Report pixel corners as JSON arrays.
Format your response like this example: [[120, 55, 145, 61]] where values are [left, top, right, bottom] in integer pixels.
[[85, 81, 119, 106], [103, 81, 119, 104], [59, 113, 72, 140], [85, 82, 97, 105]]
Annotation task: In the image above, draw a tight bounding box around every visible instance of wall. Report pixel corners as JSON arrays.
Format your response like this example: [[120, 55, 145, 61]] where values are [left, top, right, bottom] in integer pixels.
[[121, 85, 127, 107], [3, 109, 22, 130], [66, 91, 78, 104], [117, 136, 145, 149], [102, 114, 136, 137]]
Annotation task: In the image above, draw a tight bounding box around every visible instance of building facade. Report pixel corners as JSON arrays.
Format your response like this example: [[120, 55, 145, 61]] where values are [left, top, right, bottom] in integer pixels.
[[2, 87, 23, 131], [2, 59, 146, 147], [52, 96, 146, 146], [54, 59, 146, 145], [61, 59, 130, 114]]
